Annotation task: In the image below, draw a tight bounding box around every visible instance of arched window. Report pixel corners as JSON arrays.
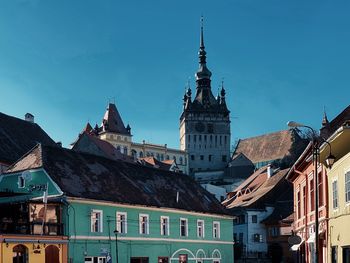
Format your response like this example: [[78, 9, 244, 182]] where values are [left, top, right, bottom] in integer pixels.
[[123, 147, 128, 155], [131, 150, 137, 158], [139, 151, 143, 158], [13, 244, 28, 263]]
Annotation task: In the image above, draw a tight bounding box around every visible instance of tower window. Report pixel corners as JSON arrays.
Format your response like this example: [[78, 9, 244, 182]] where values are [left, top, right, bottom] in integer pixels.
[[194, 135, 197, 142], [188, 135, 191, 142], [208, 155, 212, 162], [191, 155, 195, 161], [200, 155, 204, 160], [224, 136, 227, 145], [215, 136, 218, 146], [199, 135, 202, 141], [204, 135, 207, 142], [220, 136, 222, 145], [210, 135, 213, 142], [222, 155, 227, 162]]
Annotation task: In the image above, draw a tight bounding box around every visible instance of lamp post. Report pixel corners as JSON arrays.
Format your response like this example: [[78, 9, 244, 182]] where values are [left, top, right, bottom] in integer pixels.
[[287, 121, 336, 263], [113, 230, 119, 263]]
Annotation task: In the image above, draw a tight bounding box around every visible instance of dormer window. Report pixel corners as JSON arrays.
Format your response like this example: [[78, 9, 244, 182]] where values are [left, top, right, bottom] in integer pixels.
[[18, 176, 25, 188]]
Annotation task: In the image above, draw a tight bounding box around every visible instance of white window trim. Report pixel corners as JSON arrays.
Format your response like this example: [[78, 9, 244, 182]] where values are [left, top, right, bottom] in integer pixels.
[[179, 218, 188, 237], [18, 175, 25, 188], [197, 219, 205, 238], [116, 212, 127, 234], [345, 170, 350, 204], [332, 179, 339, 210], [91, 209, 103, 233], [213, 221, 221, 239], [139, 213, 149, 235], [160, 216, 170, 236]]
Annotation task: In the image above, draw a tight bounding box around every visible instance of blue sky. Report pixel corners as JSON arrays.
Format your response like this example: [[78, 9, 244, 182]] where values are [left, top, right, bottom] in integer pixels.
[[1, 0, 349, 149]]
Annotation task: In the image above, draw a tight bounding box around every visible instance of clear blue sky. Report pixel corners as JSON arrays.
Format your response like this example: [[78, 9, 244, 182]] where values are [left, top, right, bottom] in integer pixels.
[[1, 0, 349, 149]]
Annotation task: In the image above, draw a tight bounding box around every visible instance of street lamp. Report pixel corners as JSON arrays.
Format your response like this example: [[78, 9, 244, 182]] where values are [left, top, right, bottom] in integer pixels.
[[287, 121, 336, 263], [113, 230, 119, 263]]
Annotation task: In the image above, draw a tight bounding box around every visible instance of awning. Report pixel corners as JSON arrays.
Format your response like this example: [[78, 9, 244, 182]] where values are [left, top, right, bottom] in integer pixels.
[[290, 240, 304, 251], [307, 233, 315, 243]]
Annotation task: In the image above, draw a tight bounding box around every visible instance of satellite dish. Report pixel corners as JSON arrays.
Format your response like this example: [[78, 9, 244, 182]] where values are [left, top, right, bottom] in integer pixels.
[[21, 171, 32, 181], [288, 235, 302, 245]]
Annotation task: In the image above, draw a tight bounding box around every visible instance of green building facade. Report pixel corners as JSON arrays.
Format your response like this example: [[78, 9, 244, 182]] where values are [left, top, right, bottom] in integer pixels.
[[0, 144, 234, 263]]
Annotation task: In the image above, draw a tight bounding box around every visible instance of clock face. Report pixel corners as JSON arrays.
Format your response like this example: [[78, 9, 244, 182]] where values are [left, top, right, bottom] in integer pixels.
[[195, 122, 205, 132]]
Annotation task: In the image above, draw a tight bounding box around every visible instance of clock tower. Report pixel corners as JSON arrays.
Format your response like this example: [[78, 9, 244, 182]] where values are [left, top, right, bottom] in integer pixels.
[[180, 20, 231, 176]]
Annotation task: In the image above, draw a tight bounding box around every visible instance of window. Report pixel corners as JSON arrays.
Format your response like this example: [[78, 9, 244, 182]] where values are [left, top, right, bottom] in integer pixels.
[[333, 180, 339, 209], [222, 155, 227, 162], [269, 227, 280, 237], [131, 257, 149, 263], [158, 257, 169, 263], [200, 155, 204, 160], [179, 157, 183, 165], [194, 135, 197, 142], [18, 176, 25, 188], [188, 135, 190, 142], [310, 178, 315, 211], [199, 135, 202, 141], [197, 220, 204, 238], [156, 153, 160, 160], [208, 155, 212, 162], [123, 147, 128, 155], [297, 190, 301, 219], [331, 246, 337, 263], [346, 172, 350, 203], [180, 218, 188, 237], [191, 155, 195, 161], [302, 185, 306, 217], [253, 233, 263, 243], [224, 136, 227, 145], [116, 212, 127, 234], [179, 254, 188, 263], [139, 151, 143, 158], [318, 172, 323, 206], [204, 135, 207, 142], [84, 257, 106, 263], [160, 216, 169, 236], [166, 155, 170, 160], [213, 221, 220, 239], [252, 215, 257, 223], [233, 233, 237, 242], [139, 214, 149, 235], [343, 247, 350, 263], [91, 210, 103, 233], [239, 232, 243, 243]]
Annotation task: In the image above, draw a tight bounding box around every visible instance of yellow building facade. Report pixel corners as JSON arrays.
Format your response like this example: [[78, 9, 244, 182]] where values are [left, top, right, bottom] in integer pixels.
[[320, 125, 350, 263], [0, 235, 68, 263]]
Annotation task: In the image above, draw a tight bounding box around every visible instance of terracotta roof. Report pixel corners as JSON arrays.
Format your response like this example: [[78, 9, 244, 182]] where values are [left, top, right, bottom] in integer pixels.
[[0, 112, 56, 165], [6, 144, 228, 215], [101, 103, 129, 135], [138, 157, 171, 171], [320, 105, 350, 139], [232, 130, 296, 164], [223, 167, 290, 209]]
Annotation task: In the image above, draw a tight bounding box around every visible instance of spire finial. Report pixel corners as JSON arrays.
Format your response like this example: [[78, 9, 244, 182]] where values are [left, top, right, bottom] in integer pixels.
[[200, 16, 204, 48], [322, 106, 329, 127]]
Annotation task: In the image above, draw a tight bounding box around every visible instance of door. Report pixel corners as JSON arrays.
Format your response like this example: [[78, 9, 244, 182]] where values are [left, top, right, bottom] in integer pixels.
[[45, 245, 60, 263], [12, 245, 28, 263]]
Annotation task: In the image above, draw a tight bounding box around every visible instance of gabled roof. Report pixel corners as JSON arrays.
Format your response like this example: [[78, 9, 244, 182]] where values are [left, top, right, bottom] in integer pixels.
[[72, 132, 134, 163], [223, 167, 290, 209], [101, 103, 129, 135], [5, 144, 228, 215], [0, 112, 56, 165], [232, 130, 296, 164], [138, 157, 179, 172], [320, 105, 350, 139]]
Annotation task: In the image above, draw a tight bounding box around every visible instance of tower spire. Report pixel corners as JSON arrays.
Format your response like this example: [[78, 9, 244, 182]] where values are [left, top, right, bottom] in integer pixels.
[[322, 106, 329, 127], [196, 16, 212, 81]]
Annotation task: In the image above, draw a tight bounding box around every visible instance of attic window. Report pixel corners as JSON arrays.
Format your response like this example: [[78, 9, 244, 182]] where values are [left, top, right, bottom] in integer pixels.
[[18, 176, 25, 188]]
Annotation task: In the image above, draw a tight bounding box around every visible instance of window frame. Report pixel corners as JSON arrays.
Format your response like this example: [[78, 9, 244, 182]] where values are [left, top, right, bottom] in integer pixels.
[[345, 171, 350, 203], [179, 218, 188, 237], [213, 221, 220, 239], [90, 209, 103, 233], [160, 216, 170, 236], [332, 179, 339, 210], [197, 219, 205, 238], [139, 213, 149, 235], [116, 211, 127, 234]]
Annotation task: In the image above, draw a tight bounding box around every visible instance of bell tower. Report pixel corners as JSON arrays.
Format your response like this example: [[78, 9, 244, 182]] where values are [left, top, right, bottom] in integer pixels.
[[180, 18, 231, 176]]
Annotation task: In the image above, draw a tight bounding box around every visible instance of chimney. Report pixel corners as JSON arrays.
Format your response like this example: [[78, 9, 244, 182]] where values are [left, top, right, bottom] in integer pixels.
[[267, 164, 272, 179], [25, 113, 34, 123]]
